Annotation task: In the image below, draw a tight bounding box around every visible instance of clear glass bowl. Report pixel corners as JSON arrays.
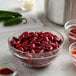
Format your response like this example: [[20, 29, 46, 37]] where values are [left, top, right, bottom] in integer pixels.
[[0, 63, 17, 76], [64, 19, 76, 42], [69, 42, 76, 66], [8, 30, 64, 68]]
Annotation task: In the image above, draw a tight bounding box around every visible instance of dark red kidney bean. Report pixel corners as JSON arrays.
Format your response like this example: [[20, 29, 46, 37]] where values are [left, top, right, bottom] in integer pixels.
[[31, 44, 35, 49], [16, 44, 21, 48], [17, 47, 24, 55], [17, 47, 24, 51], [10, 32, 62, 60], [26, 51, 29, 53], [31, 49, 35, 53], [25, 53, 33, 58], [22, 40, 28, 46], [10, 39, 16, 46], [13, 37, 18, 41], [39, 50, 44, 53], [16, 41, 21, 45]]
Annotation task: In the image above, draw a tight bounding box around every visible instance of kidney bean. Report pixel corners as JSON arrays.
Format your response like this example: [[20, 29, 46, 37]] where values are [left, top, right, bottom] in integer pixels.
[[39, 50, 44, 53], [13, 37, 18, 41], [31, 49, 35, 53], [18, 47, 24, 51], [26, 51, 29, 53], [16, 41, 20, 45], [10, 39, 16, 46], [25, 53, 33, 58], [31, 44, 35, 49], [16, 44, 21, 48]]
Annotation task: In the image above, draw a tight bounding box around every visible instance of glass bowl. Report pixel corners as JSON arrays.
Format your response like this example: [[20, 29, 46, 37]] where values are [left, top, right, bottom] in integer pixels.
[[8, 30, 64, 68], [69, 42, 76, 66], [64, 19, 76, 42], [0, 63, 17, 76]]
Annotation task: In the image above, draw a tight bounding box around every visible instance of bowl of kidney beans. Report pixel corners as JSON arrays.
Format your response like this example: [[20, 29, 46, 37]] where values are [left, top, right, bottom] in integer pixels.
[[65, 19, 76, 42], [8, 31, 64, 68]]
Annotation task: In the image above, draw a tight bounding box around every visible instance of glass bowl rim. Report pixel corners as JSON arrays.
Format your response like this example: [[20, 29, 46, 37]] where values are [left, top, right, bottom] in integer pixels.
[[64, 19, 76, 35]]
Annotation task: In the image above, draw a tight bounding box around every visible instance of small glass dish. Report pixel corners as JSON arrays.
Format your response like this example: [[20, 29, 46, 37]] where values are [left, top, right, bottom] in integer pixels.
[[0, 63, 17, 76], [64, 19, 76, 42], [69, 42, 76, 66]]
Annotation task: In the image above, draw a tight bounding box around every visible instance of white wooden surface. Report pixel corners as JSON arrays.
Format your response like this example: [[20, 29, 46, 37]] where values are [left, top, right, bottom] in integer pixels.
[[0, 0, 76, 76]]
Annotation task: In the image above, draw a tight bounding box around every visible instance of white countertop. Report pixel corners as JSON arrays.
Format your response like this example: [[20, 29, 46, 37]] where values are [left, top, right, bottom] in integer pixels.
[[0, 0, 76, 76]]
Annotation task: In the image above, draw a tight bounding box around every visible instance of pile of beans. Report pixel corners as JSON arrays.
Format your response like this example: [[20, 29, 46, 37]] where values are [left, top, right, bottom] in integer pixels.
[[10, 32, 62, 68]]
